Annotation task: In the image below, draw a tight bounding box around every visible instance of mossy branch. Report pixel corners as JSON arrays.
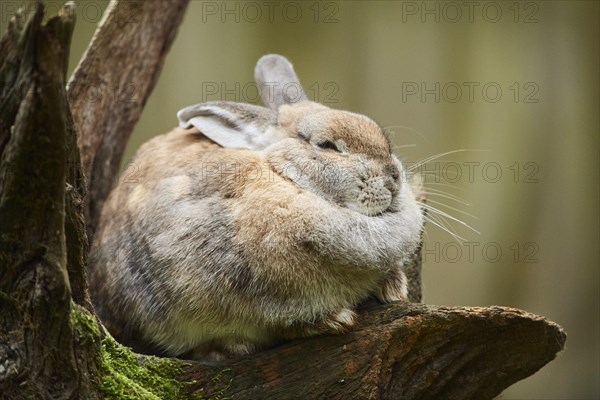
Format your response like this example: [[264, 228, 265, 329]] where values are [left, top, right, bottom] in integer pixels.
[[63, 301, 568, 400]]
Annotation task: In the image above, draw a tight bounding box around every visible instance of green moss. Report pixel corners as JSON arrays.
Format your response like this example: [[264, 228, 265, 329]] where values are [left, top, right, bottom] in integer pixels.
[[71, 304, 100, 345], [98, 335, 204, 400], [206, 369, 233, 400], [70, 303, 231, 399]]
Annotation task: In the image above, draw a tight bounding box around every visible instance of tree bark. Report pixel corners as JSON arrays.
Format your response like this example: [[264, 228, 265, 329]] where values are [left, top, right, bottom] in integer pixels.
[[67, 0, 191, 241], [179, 301, 566, 400], [0, 1, 566, 399], [0, 2, 101, 398]]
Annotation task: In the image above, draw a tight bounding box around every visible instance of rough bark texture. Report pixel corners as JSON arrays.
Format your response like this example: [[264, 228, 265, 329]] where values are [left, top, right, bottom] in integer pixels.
[[404, 241, 423, 302], [179, 301, 566, 400], [67, 0, 190, 241], [0, 1, 567, 399], [0, 2, 101, 398]]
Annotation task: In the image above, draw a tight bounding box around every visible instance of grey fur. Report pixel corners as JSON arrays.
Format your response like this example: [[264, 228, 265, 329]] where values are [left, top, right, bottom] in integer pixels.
[[254, 54, 308, 110]]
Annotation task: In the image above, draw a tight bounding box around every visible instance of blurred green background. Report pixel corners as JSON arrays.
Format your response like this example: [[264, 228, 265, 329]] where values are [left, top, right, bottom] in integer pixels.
[[4, 1, 598, 398]]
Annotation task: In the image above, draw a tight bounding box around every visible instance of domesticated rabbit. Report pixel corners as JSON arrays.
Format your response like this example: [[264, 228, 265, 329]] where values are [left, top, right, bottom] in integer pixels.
[[89, 54, 424, 359]]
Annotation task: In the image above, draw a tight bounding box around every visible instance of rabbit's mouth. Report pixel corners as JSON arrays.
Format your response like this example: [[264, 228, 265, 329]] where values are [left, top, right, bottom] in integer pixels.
[[355, 177, 397, 216]]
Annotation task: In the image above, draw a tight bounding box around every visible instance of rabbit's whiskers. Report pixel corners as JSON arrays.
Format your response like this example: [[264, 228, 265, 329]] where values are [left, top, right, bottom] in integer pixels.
[[408, 149, 489, 172]]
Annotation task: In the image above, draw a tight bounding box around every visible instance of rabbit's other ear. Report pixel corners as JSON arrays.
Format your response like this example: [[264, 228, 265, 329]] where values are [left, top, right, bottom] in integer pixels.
[[177, 101, 282, 150], [255, 54, 308, 111]]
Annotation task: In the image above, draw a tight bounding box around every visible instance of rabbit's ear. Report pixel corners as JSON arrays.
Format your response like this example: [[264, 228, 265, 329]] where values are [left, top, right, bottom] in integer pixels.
[[177, 102, 282, 150], [255, 54, 308, 111]]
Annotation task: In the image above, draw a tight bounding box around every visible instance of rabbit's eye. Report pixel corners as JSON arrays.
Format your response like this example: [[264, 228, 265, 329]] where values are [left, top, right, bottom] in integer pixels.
[[317, 140, 341, 152]]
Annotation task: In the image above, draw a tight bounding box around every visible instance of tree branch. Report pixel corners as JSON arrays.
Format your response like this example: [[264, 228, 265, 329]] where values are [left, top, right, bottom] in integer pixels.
[[178, 302, 566, 400], [67, 0, 190, 240]]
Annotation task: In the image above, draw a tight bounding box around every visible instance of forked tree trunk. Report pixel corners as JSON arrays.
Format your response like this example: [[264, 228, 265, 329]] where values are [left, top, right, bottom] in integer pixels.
[[0, 1, 566, 399], [0, 3, 100, 398]]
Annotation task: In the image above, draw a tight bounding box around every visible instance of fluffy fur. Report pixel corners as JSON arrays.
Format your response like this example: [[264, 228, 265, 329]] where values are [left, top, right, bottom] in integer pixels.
[[89, 55, 424, 359]]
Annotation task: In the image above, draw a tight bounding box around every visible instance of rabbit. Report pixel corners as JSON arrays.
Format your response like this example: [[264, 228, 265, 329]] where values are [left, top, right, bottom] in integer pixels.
[[88, 54, 425, 360]]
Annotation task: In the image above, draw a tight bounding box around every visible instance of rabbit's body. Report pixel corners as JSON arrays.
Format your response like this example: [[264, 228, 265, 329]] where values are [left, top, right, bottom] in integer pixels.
[[89, 56, 424, 359]]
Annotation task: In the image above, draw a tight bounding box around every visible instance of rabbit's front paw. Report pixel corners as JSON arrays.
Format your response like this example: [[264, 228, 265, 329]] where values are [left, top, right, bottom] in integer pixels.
[[375, 267, 408, 303], [292, 308, 358, 338], [318, 308, 357, 334]]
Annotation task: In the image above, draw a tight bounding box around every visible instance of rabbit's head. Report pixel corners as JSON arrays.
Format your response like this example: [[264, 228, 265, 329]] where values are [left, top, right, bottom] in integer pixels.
[[178, 55, 416, 216]]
